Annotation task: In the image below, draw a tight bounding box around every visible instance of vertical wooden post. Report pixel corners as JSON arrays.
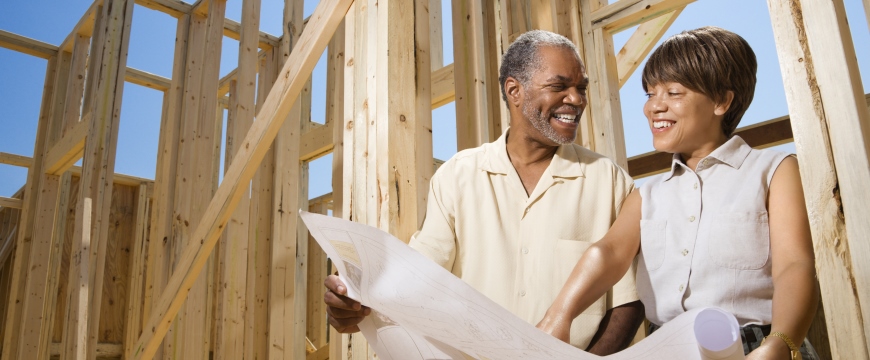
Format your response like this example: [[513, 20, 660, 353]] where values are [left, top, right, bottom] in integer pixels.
[[768, 0, 870, 358], [123, 184, 150, 359], [215, 0, 260, 359], [451, 0, 500, 150], [142, 14, 189, 360], [579, 0, 628, 168], [1, 54, 58, 360]]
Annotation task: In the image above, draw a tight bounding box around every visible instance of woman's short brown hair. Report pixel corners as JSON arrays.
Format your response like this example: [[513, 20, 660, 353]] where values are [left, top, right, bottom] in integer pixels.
[[642, 26, 757, 137]]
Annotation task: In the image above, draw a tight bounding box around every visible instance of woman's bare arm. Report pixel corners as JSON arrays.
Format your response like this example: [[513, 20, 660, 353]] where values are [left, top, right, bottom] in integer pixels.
[[537, 190, 643, 343]]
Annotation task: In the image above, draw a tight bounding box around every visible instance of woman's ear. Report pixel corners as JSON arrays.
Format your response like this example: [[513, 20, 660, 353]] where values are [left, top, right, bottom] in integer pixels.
[[714, 91, 735, 116], [504, 77, 523, 107]]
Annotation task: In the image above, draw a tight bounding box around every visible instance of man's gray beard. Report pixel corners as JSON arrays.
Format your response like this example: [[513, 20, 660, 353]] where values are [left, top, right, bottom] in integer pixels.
[[521, 101, 576, 145]]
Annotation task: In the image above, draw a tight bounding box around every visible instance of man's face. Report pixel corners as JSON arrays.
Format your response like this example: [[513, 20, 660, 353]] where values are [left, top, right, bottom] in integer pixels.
[[519, 46, 588, 145]]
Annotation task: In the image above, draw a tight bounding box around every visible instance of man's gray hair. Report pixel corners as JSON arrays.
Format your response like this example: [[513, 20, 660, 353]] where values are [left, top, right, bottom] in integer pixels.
[[498, 30, 581, 102]]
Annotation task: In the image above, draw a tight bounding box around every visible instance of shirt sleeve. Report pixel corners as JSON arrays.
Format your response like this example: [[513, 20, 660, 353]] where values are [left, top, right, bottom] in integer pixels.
[[409, 162, 458, 271]]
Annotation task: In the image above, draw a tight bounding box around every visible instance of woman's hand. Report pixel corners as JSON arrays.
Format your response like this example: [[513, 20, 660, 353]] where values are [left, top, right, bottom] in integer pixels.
[[746, 337, 792, 360], [536, 315, 572, 344]]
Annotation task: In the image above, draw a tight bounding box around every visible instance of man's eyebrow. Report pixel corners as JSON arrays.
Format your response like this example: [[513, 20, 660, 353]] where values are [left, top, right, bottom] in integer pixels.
[[544, 75, 572, 82]]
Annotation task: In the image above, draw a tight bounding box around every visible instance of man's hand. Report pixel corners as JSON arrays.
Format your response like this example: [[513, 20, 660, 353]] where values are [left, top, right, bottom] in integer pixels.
[[324, 274, 371, 333], [536, 316, 571, 344]]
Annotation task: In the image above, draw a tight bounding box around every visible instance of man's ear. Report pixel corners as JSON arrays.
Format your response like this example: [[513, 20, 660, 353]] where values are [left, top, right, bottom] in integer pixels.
[[714, 91, 735, 116], [504, 77, 523, 107]]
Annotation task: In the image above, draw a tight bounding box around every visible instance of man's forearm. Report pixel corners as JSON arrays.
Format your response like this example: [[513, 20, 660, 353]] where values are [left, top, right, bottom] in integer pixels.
[[586, 300, 645, 355]]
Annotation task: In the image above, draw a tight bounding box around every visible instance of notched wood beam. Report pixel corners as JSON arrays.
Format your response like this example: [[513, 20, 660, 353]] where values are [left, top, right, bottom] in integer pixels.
[[0, 29, 58, 59], [223, 18, 281, 50], [592, 0, 695, 33], [134, 0, 191, 18]]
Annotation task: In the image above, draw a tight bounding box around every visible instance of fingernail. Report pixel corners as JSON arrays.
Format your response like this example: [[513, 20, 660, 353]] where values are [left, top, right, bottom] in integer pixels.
[[338, 285, 346, 294], [364, 308, 371, 315]]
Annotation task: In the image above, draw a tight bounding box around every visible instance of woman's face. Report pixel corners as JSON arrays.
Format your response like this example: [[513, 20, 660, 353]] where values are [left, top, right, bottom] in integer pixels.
[[643, 82, 730, 155]]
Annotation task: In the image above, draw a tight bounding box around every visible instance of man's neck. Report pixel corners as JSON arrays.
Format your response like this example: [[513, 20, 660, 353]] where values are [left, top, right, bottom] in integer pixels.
[[505, 130, 559, 167]]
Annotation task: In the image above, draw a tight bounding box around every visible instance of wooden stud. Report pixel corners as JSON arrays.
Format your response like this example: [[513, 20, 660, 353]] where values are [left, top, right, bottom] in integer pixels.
[[123, 184, 150, 359], [306, 201, 329, 349], [215, 0, 260, 358], [1, 54, 59, 360], [413, 0, 434, 233], [0, 152, 32, 168], [44, 117, 90, 176], [580, 0, 629, 169], [0, 198, 23, 210], [451, 0, 496, 150], [615, 7, 683, 87], [429, 0, 443, 70], [768, 0, 870, 357], [142, 18, 189, 360], [591, 0, 695, 33]]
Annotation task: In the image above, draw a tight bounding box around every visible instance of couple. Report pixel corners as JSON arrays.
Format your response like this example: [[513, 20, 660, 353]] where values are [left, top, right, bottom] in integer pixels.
[[325, 27, 819, 359]]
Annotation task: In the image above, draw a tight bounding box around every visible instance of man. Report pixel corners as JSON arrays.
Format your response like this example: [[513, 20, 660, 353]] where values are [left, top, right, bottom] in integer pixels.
[[325, 30, 644, 355]]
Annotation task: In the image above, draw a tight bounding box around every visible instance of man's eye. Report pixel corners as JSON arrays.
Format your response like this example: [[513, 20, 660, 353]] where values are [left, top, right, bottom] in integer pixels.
[[644, 93, 654, 99], [668, 92, 681, 96], [549, 85, 566, 91]]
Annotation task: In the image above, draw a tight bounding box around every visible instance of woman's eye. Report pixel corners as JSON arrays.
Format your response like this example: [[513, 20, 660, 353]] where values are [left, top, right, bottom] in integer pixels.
[[644, 93, 654, 99]]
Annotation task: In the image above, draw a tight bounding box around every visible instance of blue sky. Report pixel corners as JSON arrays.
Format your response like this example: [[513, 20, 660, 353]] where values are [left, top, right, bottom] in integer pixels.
[[1, 0, 868, 198]]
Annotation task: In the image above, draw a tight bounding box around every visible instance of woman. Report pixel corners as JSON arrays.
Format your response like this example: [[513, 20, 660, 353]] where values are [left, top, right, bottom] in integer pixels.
[[536, 26, 819, 360]]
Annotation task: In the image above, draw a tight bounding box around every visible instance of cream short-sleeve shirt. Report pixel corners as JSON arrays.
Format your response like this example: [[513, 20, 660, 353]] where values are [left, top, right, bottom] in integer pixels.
[[410, 130, 638, 349]]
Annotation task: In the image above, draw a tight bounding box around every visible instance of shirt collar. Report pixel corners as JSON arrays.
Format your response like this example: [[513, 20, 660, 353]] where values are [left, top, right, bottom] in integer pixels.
[[663, 135, 752, 181], [480, 128, 585, 178]]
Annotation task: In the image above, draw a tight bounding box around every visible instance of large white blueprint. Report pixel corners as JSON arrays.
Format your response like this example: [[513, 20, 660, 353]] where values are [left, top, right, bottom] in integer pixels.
[[301, 211, 744, 360]]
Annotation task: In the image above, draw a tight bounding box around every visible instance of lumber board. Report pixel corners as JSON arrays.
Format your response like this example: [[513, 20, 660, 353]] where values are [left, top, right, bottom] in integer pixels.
[[0, 197, 23, 210], [62, 35, 91, 136], [300, 123, 335, 162], [61, 1, 134, 358], [131, 1, 353, 358], [615, 7, 682, 87], [583, 0, 629, 169], [48, 50, 75, 149], [431, 63, 455, 109], [306, 201, 329, 349], [14, 173, 62, 359], [0, 208, 21, 267], [269, 0, 309, 356], [591, 0, 695, 33], [123, 184, 150, 359], [781, 0, 870, 354], [307, 345, 329, 360], [49, 342, 123, 357], [451, 0, 495, 150], [0, 29, 58, 59], [100, 184, 138, 344], [429, 0, 444, 70], [135, 0, 191, 18], [125, 68, 171, 92], [0, 152, 32, 168], [413, 0, 435, 232], [223, 18, 281, 50], [768, 1, 870, 357], [59, 0, 99, 53], [1, 55, 59, 360], [215, 0, 259, 357], [44, 115, 91, 175]]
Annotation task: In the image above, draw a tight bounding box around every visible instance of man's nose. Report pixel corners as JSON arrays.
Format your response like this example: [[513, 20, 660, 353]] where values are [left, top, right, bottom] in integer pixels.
[[564, 88, 586, 106]]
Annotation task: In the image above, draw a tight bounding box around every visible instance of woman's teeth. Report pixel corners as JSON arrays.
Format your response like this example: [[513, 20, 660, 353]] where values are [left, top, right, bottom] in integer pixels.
[[653, 121, 673, 129], [553, 114, 576, 124]]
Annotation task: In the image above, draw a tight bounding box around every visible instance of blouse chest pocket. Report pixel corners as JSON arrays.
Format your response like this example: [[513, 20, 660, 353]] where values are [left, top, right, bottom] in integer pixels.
[[707, 212, 770, 269], [639, 220, 667, 271]]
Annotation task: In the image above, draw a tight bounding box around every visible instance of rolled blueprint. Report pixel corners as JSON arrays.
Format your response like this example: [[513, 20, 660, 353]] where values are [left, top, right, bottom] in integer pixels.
[[694, 308, 745, 360]]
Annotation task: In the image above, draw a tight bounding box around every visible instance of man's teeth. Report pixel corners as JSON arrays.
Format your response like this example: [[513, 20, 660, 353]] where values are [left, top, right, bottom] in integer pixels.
[[553, 114, 577, 123], [653, 121, 673, 129]]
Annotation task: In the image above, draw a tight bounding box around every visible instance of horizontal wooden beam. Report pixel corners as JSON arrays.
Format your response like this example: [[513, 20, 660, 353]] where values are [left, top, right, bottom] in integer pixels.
[[49, 342, 122, 357], [300, 122, 334, 162], [134, 0, 190, 18], [0, 197, 23, 209], [592, 0, 695, 33], [431, 63, 455, 109], [43, 115, 91, 175], [125, 67, 171, 91], [223, 18, 281, 49], [0, 152, 33, 168], [628, 115, 793, 178], [0, 29, 58, 59]]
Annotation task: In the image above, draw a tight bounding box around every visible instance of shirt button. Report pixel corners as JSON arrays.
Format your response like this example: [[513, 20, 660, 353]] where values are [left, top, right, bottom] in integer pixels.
[[693, 183, 698, 190], [679, 284, 684, 292], [522, 247, 529, 254], [520, 290, 526, 296], [682, 249, 689, 256], [688, 215, 696, 222]]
